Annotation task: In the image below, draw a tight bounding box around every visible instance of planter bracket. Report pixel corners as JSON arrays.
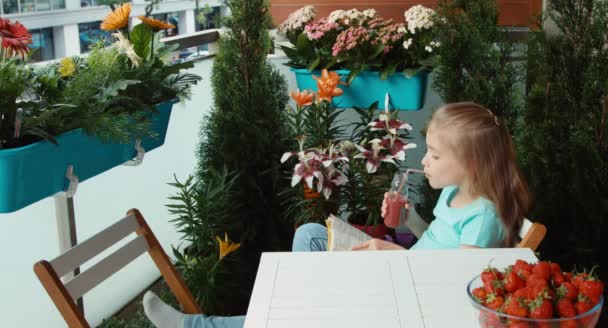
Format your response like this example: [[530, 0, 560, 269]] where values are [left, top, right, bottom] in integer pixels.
[[124, 139, 145, 166], [54, 165, 79, 198]]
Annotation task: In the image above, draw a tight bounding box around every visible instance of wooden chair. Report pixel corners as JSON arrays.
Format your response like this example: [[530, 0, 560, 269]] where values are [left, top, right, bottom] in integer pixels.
[[34, 209, 202, 328], [517, 218, 547, 251]]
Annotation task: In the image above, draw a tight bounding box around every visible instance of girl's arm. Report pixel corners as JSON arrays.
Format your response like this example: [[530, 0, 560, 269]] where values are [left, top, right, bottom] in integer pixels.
[[460, 245, 481, 249]]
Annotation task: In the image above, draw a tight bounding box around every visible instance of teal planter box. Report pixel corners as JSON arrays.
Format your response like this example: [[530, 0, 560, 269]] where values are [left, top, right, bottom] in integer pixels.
[[0, 99, 177, 213], [291, 68, 429, 110]]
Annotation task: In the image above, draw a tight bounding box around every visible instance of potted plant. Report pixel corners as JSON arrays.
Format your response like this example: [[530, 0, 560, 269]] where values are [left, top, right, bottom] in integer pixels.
[[277, 5, 440, 110], [0, 6, 201, 213], [281, 69, 416, 236]]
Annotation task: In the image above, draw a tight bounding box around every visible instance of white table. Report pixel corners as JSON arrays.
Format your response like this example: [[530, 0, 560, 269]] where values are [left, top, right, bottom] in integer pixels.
[[244, 248, 537, 328]]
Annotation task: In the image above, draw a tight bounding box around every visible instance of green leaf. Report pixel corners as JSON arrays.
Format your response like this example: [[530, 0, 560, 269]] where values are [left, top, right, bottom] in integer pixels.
[[307, 56, 320, 71], [280, 45, 299, 58], [419, 55, 440, 67], [380, 63, 400, 80], [130, 24, 154, 61], [402, 67, 424, 78], [97, 79, 141, 103]]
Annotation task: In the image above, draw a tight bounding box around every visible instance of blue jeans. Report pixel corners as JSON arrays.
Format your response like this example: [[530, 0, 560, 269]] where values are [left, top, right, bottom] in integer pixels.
[[182, 223, 328, 328]]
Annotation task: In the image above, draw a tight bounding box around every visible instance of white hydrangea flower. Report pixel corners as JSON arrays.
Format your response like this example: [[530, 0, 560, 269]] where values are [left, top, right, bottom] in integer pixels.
[[278, 5, 316, 34], [362, 9, 376, 18], [404, 5, 436, 34], [403, 38, 413, 49], [425, 45, 433, 52], [328, 9, 347, 23]]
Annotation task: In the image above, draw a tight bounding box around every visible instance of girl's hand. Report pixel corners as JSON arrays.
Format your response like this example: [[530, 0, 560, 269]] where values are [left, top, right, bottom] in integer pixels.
[[352, 238, 406, 251], [381, 192, 412, 218]]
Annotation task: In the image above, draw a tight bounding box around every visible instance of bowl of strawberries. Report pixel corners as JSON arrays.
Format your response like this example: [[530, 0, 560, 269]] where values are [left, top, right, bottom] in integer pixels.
[[467, 259, 604, 328]]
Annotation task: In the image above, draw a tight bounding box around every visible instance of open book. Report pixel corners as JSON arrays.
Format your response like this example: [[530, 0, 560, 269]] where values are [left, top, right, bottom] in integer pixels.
[[326, 214, 372, 251]]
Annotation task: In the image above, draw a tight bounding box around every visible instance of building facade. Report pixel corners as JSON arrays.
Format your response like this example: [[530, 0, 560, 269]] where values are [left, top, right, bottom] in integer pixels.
[[1, 0, 224, 62]]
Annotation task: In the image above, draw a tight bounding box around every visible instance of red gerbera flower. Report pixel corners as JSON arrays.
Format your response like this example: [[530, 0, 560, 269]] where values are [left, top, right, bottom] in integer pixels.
[[0, 18, 32, 59]]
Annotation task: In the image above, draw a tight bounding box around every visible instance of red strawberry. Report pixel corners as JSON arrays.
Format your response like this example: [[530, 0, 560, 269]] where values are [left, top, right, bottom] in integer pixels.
[[514, 287, 533, 300], [527, 275, 549, 299], [485, 293, 505, 311], [508, 320, 530, 328], [575, 298, 595, 326], [484, 278, 505, 296], [550, 262, 561, 274], [514, 259, 533, 272], [504, 271, 525, 293], [556, 298, 576, 318], [517, 269, 532, 282], [529, 298, 553, 319], [482, 267, 504, 284], [552, 272, 565, 287], [580, 278, 604, 304], [575, 298, 594, 315], [479, 312, 500, 328], [557, 282, 578, 301], [472, 287, 487, 304], [532, 261, 552, 280], [571, 272, 589, 290], [504, 296, 528, 318], [559, 320, 578, 328]]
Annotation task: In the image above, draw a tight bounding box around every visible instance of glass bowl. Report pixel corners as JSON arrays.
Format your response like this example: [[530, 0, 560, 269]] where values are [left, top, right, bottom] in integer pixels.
[[466, 274, 603, 328]]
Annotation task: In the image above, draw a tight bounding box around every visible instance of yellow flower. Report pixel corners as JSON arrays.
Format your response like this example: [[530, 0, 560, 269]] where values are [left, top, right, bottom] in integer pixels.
[[58, 57, 76, 77], [215, 233, 240, 260], [138, 16, 175, 31], [101, 3, 131, 31]]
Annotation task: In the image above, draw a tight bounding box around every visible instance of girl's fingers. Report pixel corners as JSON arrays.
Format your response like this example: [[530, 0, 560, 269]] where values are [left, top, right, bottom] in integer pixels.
[[352, 240, 371, 251]]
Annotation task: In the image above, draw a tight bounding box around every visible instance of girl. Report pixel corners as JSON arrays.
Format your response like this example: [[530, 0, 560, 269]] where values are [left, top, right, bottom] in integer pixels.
[[143, 102, 531, 328]]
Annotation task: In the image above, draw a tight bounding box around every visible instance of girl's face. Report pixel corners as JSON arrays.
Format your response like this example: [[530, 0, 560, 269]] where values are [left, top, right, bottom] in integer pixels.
[[421, 126, 468, 190]]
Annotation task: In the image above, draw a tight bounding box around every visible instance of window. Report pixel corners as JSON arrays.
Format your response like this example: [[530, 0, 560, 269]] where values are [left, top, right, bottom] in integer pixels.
[[79, 21, 112, 53], [195, 5, 220, 31], [2, 0, 19, 13], [151, 12, 179, 37], [29, 28, 54, 62], [1, 0, 63, 13], [79, 0, 98, 7]]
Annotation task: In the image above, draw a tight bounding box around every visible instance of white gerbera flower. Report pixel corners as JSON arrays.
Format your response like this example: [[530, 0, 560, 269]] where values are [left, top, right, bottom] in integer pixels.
[[112, 31, 142, 68]]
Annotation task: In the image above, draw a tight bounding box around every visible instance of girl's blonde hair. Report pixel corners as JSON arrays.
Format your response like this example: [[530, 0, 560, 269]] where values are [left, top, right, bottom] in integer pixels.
[[429, 102, 531, 247]]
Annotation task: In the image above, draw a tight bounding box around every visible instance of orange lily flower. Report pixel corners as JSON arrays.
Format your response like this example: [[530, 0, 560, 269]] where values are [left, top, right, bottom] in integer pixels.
[[316, 84, 343, 103], [313, 69, 344, 90], [100, 3, 131, 31], [313, 69, 344, 103], [138, 16, 176, 31], [291, 89, 314, 107]]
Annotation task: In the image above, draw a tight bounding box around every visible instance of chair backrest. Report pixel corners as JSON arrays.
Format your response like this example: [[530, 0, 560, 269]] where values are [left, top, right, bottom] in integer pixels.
[[517, 218, 547, 251], [34, 209, 202, 328]]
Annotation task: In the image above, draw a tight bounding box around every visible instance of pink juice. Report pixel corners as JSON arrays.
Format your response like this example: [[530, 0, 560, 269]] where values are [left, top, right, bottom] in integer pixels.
[[384, 193, 407, 228]]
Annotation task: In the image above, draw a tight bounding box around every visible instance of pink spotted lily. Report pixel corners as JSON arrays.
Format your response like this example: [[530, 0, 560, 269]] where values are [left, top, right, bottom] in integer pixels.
[[367, 110, 413, 135], [380, 135, 416, 161], [354, 139, 396, 173]]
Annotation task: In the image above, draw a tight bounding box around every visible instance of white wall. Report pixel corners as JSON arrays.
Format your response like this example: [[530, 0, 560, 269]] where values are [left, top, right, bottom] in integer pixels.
[[0, 59, 213, 327]]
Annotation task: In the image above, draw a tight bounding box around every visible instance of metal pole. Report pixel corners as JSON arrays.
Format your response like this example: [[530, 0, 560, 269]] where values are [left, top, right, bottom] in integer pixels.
[[54, 165, 84, 313]]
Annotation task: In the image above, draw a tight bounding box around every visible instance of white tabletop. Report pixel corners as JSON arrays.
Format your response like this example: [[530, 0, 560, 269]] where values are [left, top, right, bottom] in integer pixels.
[[244, 248, 537, 328]]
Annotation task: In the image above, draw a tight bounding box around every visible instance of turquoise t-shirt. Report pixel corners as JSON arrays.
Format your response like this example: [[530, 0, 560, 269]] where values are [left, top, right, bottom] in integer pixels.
[[410, 185, 504, 250]]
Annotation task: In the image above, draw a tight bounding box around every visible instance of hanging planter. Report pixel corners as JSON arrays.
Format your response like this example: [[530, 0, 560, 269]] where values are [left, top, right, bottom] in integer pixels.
[[291, 68, 429, 110], [0, 99, 178, 213]]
